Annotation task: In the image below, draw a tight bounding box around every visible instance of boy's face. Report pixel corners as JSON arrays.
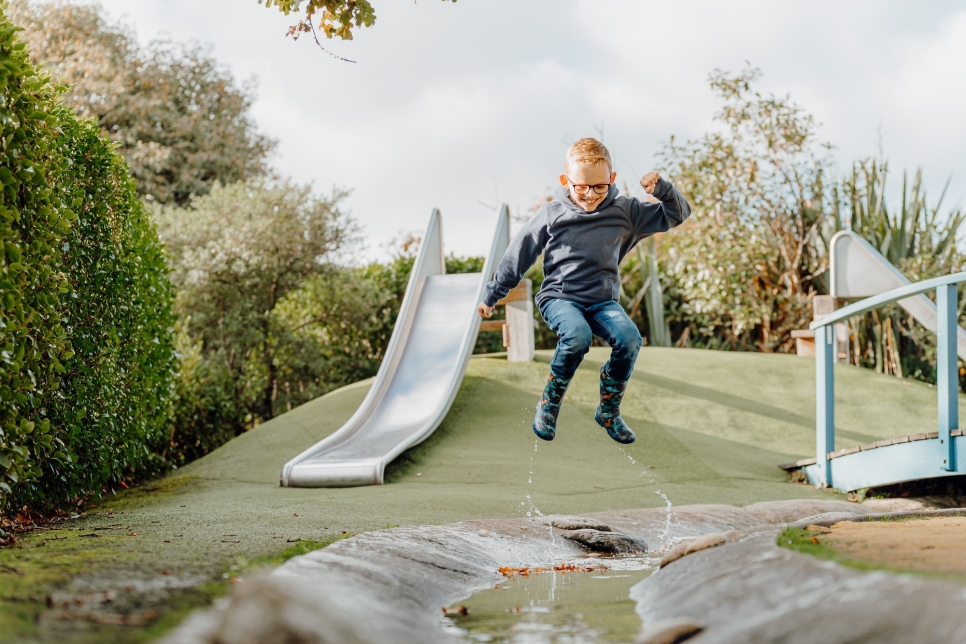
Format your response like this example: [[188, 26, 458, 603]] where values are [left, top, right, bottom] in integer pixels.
[[558, 161, 617, 212]]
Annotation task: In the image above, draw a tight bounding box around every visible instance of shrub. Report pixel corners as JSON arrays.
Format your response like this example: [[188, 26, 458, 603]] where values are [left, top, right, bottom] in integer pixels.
[[155, 180, 355, 460], [27, 113, 176, 506], [164, 322, 237, 466], [1, 6, 177, 515], [0, 10, 73, 512]]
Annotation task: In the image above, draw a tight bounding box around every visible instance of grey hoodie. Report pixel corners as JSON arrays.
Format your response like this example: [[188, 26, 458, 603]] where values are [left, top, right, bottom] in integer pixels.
[[483, 178, 691, 309]]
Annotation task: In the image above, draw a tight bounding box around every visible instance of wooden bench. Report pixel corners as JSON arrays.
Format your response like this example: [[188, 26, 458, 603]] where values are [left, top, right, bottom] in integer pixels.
[[479, 279, 535, 362], [793, 295, 848, 361]]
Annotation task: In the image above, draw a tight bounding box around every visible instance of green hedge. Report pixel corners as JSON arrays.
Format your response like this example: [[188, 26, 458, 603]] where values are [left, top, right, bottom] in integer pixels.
[[30, 112, 176, 506], [0, 8, 176, 515], [0, 13, 72, 510]]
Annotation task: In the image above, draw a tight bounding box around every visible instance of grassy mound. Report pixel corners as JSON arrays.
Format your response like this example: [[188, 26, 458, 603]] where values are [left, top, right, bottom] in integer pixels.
[[2, 347, 952, 642]]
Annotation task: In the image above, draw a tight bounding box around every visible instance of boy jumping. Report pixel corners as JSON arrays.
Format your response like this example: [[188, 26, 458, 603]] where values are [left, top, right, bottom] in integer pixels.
[[477, 138, 691, 444]]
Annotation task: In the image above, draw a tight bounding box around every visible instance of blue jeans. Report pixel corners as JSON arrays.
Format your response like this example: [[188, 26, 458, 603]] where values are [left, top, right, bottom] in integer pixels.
[[539, 299, 642, 382]]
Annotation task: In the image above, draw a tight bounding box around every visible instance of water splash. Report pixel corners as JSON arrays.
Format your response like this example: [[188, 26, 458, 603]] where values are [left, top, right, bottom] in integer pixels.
[[522, 437, 558, 565], [618, 446, 675, 552], [655, 490, 673, 548]]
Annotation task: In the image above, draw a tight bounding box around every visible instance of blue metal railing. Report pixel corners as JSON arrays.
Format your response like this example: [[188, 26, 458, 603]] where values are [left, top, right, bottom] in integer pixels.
[[809, 272, 966, 487]]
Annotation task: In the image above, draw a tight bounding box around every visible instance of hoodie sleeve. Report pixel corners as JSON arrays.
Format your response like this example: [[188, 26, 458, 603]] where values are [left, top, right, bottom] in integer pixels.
[[629, 178, 692, 237], [482, 208, 551, 307]]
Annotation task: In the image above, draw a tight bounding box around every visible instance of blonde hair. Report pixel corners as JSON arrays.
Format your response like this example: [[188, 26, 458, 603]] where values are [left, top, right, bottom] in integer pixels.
[[565, 138, 612, 174]]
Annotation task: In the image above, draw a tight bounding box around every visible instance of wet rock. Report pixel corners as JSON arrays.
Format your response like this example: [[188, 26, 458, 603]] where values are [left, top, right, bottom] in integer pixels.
[[164, 573, 367, 644], [660, 532, 728, 568], [636, 618, 703, 644], [633, 532, 966, 643], [786, 511, 864, 530], [561, 529, 646, 555], [659, 540, 693, 568], [542, 515, 612, 532], [742, 499, 864, 525]]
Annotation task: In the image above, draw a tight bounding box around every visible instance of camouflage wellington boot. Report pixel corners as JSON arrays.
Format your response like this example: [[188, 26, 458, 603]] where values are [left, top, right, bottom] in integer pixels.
[[595, 367, 636, 444], [532, 373, 571, 441]]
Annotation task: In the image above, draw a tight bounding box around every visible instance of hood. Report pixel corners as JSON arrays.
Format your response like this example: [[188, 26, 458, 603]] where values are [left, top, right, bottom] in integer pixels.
[[553, 183, 620, 214]]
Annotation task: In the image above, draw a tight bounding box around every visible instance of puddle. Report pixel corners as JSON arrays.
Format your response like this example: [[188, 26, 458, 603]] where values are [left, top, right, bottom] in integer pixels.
[[442, 559, 655, 643]]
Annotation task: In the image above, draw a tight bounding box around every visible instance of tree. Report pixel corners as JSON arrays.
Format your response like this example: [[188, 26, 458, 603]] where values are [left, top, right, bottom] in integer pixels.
[[261, 0, 455, 50], [655, 67, 837, 351], [154, 180, 355, 427], [9, 0, 275, 205]]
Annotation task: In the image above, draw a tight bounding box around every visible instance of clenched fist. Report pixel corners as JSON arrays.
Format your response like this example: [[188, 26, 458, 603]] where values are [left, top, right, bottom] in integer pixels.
[[477, 302, 494, 319], [640, 171, 661, 194]]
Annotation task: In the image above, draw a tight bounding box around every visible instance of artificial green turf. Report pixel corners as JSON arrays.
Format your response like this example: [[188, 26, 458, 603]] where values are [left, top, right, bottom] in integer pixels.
[[1, 347, 955, 642]]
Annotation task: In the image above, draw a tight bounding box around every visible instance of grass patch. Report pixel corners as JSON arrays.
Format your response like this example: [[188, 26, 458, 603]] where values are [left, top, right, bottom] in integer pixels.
[[243, 535, 348, 570], [0, 529, 349, 643], [778, 527, 849, 562]]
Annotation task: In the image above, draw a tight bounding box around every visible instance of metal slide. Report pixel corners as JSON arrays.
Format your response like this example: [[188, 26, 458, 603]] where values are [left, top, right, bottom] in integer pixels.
[[830, 230, 966, 359], [280, 206, 511, 487]]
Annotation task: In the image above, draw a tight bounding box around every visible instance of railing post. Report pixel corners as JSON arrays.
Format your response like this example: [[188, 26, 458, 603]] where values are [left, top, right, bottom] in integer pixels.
[[937, 284, 958, 471], [815, 324, 835, 487]]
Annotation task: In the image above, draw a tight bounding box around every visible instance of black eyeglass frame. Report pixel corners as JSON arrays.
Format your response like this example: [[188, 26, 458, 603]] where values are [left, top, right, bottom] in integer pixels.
[[565, 177, 612, 195]]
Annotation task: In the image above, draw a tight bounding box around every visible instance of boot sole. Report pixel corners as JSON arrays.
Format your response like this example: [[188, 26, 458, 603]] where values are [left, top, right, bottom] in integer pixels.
[[532, 425, 555, 441]]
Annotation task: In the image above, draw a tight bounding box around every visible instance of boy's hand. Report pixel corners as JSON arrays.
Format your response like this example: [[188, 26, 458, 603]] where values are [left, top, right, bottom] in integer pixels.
[[640, 171, 661, 194], [477, 302, 494, 319]]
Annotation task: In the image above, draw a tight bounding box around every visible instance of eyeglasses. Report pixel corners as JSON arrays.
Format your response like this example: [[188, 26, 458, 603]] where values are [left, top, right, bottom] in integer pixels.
[[566, 178, 611, 195]]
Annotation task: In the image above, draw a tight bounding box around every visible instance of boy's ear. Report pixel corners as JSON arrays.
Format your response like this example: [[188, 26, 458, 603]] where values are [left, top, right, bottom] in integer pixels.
[[610, 171, 617, 183], [558, 174, 568, 186]]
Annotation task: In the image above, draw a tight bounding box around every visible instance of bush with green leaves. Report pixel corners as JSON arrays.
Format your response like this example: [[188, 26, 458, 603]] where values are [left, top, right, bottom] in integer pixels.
[[0, 10, 72, 510], [155, 180, 355, 461], [28, 113, 176, 506], [1, 5, 176, 515], [654, 67, 836, 352]]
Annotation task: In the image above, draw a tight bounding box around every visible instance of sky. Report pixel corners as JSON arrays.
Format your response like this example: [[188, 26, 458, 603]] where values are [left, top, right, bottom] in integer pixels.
[[93, 0, 966, 261]]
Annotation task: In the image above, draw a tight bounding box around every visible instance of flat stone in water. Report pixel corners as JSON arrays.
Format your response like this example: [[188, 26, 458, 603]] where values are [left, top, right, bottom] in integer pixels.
[[636, 618, 703, 644], [542, 514, 612, 531], [562, 529, 647, 555]]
